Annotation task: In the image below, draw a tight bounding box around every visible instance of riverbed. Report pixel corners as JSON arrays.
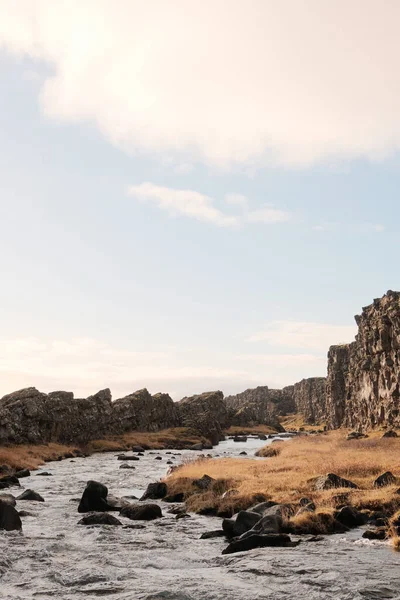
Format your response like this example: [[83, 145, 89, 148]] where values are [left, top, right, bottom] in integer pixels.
[[1, 436, 400, 600]]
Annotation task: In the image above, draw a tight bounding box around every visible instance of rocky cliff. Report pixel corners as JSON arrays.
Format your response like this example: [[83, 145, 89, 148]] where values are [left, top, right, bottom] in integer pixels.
[[290, 378, 327, 425], [326, 290, 400, 430], [224, 386, 294, 429], [177, 391, 229, 444]]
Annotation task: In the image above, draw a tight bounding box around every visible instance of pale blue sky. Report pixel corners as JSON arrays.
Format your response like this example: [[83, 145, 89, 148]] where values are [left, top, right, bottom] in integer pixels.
[[0, 2, 399, 398]]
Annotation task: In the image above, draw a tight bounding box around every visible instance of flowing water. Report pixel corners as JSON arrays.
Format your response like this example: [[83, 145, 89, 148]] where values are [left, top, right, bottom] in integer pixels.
[[1, 436, 400, 600]]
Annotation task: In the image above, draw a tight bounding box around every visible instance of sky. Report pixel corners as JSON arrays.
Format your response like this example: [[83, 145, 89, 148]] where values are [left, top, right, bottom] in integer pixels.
[[0, 1, 399, 400]]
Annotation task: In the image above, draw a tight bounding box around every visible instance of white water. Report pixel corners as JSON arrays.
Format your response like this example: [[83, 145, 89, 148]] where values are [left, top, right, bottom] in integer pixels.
[[1, 437, 400, 600]]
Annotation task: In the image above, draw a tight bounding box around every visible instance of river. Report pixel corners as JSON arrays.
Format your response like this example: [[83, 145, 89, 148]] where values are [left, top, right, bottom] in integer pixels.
[[1, 436, 400, 600]]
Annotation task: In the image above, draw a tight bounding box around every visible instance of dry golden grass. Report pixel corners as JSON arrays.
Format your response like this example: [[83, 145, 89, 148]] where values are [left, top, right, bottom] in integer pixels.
[[279, 413, 325, 432], [87, 427, 204, 453], [0, 443, 76, 470], [224, 425, 278, 436], [165, 430, 400, 516], [392, 536, 400, 551], [255, 445, 281, 458]]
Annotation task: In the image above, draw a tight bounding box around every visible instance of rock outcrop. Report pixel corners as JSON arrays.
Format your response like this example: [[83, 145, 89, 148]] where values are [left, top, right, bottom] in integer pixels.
[[326, 291, 400, 430], [224, 386, 292, 429], [290, 378, 327, 425], [111, 389, 180, 433], [177, 391, 229, 444]]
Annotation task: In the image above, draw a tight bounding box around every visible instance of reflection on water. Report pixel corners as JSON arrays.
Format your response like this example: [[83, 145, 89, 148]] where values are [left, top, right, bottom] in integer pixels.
[[1, 437, 399, 599]]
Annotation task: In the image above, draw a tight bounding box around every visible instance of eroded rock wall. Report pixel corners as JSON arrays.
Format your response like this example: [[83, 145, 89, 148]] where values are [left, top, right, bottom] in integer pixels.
[[177, 391, 229, 444], [290, 378, 327, 425], [326, 291, 400, 430], [224, 386, 293, 430]]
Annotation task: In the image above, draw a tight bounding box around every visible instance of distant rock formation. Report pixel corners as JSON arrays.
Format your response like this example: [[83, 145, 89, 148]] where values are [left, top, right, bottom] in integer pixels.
[[291, 378, 327, 425], [177, 391, 229, 444], [224, 386, 291, 430], [326, 290, 400, 430]]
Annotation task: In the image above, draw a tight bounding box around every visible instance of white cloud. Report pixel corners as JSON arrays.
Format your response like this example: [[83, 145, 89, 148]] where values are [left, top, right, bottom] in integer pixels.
[[247, 320, 357, 351], [128, 182, 291, 227], [246, 206, 291, 224], [2, 2, 400, 167], [225, 193, 248, 208], [128, 182, 239, 227]]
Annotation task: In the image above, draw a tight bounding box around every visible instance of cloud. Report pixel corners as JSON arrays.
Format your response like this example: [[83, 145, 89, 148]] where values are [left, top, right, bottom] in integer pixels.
[[128, 182, 290, 227], [128, 182, 239, 227], [247, 320, 357, 351], [2, 2, 400, 167]]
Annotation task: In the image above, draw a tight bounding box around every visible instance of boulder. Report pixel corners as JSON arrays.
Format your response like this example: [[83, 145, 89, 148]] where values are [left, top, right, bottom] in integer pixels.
[[15, 469, 30, 478], [313, 473, 358, 490], [192, 475, 214, 491], [222, 533, 295, 554], [17, 490, 44, 502], [233, 436, 247, 443], [335, 506, 367, 528], [35, 472, 53, 476], [78, 481, 117, 513], [117, 455, 140, 461], [163, 493, 185, 503], [119, 463, 136, 470], [373, 472, 397, 488], [0, 500, 22, 531], [362, 528, 387, 540], [140, 482, 168, 501], [189, 443, 203, 451], [229, 510, 262, 537], [0, 494, 16, 506], [120, 503, 162, 521], [200, 530, 226, 539], [0, 475, 20, 488], [78, 513, 122, 526], [382, 430, 398, 438], [131, 445, 145, 452]]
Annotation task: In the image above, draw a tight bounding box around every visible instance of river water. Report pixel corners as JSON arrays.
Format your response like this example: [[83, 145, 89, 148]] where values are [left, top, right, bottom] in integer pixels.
[[1, 436, 400, 600]]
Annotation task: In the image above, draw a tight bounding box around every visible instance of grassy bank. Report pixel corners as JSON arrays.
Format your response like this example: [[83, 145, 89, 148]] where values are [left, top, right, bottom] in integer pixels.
[[0, 427, 205, 472], [165, 430, 400, 519], [223, 425, 278, 436]]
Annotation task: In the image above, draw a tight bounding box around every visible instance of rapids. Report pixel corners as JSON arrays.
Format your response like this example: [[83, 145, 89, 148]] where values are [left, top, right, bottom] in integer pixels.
[[1, 436, 400, 599]]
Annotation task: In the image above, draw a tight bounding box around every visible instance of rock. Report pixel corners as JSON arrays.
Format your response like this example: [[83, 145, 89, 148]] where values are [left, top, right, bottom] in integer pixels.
[[313, 473, 358, 490], [229, 510, 262, 537], [175, 513, 191, 520], [17, 489, 44, 502], [119, 463, 136, 469], [35, 472, 53, 476], [131, 445, 145, 452], [222, 533, 296, 554], [106, 494, 131, 510], [200, 530, 226, 539], [154, 456, 162, 460], [0, 475, 20, 488], [78, 481, 117, 513], [78, 513, 122, 526], [0, 500, 22, 531], [346, 431, 367, 440], [299, 497, 314, 508], [163, 493, 185, 503], [177, 391, 228, 444], [382, 430, 398, 438], [225, 386, 291, 429], [140, 482, 167, 501], [15, 469, 30, 478], [248, 501, 278, 515], [239, 451, 247, 456], [233, 436, 247, 443], [117, 455, 140, 461], [290, 378, 327, 426], [362, 528, 387, 540], [189, 443, 203, 451], [335, 506, 367, 528], [258, 434, 267, 440], [120, 503, 162, 521], [192, 475, 214, 491], [18, 510, 35, 517], [373, 472, 397, 488], [0, 494, 16, 506]]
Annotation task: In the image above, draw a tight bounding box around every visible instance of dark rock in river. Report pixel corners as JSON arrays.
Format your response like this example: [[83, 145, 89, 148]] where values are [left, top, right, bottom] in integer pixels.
[[200, 530, 226, 539], [78, 480, 118, 513], [0, 475, 20, 489], [140, 482, 168, 501], [120, 503, 162, 521], [117, 455, 140, 461], [335, 506, 367, 528], [35, 472, 53, 476], [0, 494, 16, 506], [119, 463, 136, 470], [222, 533, 296, 554], [78, 512, 122, 526], [17, 489, 44, 502], [0, 500, 22, 531], [362, 528, 387, 540], [15, 469, 30, 478]]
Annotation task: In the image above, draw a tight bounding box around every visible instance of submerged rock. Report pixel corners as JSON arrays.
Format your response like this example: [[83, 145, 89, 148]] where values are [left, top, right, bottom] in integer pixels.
[[222, 533, 296, 554], [200, 530, 226, 539], [78, 513, 122, 526], [17, 490, 44, 502], [120, 503, 162, 521]]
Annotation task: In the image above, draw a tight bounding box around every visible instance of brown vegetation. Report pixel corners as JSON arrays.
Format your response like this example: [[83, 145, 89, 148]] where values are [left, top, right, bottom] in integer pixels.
[[279, 413, 325, 432], [255, 445, 281, 457], [0, 443, 77, 470], [224, 425, 278, 436], [165, 431, 400, 519]]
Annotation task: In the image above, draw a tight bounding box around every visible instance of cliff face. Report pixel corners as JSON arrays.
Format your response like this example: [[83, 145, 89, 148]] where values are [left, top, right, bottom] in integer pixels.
[[290, 378, 327, 425], [224, 386, 294, 429], [111, 389, 180, 434], [177, 391, 229, 444], [325, 291, 400, 430]]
